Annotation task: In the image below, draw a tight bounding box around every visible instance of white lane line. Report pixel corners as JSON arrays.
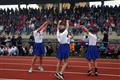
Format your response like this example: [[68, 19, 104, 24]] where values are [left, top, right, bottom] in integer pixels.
[[0, 58, 119, 65], [0, 56, 119, 61], [0, 68, 120, 77], [0, 78, 24, 80], [0, 63, 120, 70]]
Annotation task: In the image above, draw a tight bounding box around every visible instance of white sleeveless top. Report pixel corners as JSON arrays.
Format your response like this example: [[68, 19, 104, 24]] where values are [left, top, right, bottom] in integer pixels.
[[88, 32, 97, 46], [33, 30, 43, 43], [57, 29, 69, 44]]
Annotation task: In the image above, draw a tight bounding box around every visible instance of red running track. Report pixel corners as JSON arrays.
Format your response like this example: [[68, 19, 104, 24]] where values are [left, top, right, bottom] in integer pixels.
[[0, 56, 120, 80]]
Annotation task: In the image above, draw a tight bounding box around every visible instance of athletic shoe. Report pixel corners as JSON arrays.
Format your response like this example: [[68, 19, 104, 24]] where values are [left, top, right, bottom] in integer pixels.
[[54, 73, 61, 80], [88, 70, 92, 76], [94, 71, 98, 76], [38, 66, 44, 72], [28, 68, 33, 73], [57, 73, 64, 80], [94, 68, 98, 76]]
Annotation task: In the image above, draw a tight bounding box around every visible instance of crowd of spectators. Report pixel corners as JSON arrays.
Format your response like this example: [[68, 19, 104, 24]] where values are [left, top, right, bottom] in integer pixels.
[[0, 34, 28, 56], [0, 34, 54, 56], [0, 33, 119, 59], [0, 5, 120, 58], [0, 5, 120, 35]]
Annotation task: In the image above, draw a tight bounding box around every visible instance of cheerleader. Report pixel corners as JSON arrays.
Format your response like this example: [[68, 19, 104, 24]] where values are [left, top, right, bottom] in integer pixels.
[[28, 21, 50, 73], [54, 20, 70, 80], [79, 25, 100, 76]]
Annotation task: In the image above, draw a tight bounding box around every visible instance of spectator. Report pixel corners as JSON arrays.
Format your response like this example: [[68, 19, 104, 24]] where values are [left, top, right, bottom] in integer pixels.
[[0, 46, 4, 55], [46, 43, 54, 56], [0, 35, 6, 45], [0, 25, 4, 33], [16, 34, 22, 46], [102, 31, 109, 48], [99, 43, 107, 58], [11, 35, 17, 46], [16, 34, 23, 55], [29, 46, 33, 56], [117, 46, 120, 59], [0, 5, 119, 35], [5, 37, 11, 46], [29, 33, 34, 47]]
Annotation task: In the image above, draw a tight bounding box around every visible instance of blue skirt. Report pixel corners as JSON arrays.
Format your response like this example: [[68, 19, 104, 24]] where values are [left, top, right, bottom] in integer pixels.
[[85, 45, 100, 60], [57, 44, 70, 60], [33, 43, 45, 56]]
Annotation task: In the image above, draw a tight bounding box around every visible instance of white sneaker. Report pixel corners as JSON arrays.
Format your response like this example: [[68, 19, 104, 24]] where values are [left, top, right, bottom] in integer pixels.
[[38, 66, 44, 72], [54, 73, 61, 80], [28, 68, 33, 73]]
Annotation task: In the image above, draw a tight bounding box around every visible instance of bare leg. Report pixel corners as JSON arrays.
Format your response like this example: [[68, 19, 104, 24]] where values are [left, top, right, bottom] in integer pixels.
[[93, 59, 98, 76], [54, 59, 63, 79], [30, 55, 37, 68], [88, 60, 93, 76], [38, 56, 44, 71], [28, 55, 37, 73], [39, 56, 43, 66], [55, 59, 67, 80], [60, 59, 68, 74], [56, 59, 62, 73], [93, 59, 98, 68], [88, 60, 92, 70]]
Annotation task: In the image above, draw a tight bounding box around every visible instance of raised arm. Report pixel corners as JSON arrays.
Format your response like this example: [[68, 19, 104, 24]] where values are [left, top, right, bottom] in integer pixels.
[[82, 25, 89, 34], [78, 24, 89, 34], [37, 21, 50, 32], [57, 20, 62, 31], [57, 20, 62, 42], [66, 20, 69, 30]]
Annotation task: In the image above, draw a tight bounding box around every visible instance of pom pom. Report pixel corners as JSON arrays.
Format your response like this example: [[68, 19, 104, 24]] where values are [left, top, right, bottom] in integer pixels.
[[82, 26, 88, 32]]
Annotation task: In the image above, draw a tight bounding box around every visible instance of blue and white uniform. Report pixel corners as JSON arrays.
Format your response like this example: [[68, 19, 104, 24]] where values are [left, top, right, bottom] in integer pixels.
[[57, 29, 70, 60], [85, 32, 100, 60], [33, 30, 45, 56]]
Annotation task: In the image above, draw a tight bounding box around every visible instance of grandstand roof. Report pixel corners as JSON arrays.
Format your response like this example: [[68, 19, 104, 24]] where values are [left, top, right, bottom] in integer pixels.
[[0, 0, 112, 5]]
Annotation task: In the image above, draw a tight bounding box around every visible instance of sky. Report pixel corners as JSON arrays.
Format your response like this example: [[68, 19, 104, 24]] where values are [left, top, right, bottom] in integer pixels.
[[90, 0, 120, 7], [0, 0, 119, 10]]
